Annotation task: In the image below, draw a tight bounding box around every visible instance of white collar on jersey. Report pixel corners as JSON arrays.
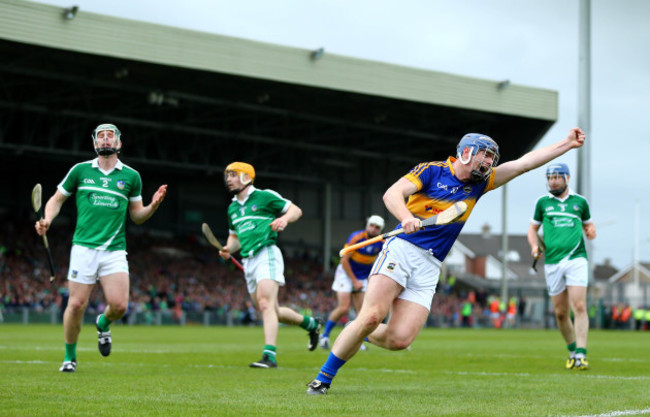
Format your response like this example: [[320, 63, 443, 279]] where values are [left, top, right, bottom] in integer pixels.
[[91, 158, 123, 175], [231, 185, 257, 204], [548, 189, 574, 202]]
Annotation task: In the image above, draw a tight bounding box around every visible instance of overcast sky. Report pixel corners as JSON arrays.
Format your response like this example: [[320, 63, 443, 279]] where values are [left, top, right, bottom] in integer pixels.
[[37, 0, 650, 269]]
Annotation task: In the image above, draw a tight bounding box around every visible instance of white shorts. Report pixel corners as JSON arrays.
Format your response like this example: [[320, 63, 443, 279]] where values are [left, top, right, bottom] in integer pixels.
[[68, 244, 128, 284], [242, 245, 285, 294], [331, 264, 369, 293], [544, 256, 589, 296], [369, 237, 441, 311]]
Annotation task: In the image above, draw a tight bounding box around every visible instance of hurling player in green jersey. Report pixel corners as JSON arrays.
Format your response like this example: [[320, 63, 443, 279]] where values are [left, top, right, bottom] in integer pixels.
[[35, 123, 167, 373], [218, 162, 322, 369], [307, 127, 586, 395], [528, 163, 596, 371]]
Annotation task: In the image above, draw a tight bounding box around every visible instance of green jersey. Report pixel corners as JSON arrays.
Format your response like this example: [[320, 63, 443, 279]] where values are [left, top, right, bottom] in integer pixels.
[[532, 192, 592, 264], [227, 186, 291, 258], [58, 159, 143, 251]]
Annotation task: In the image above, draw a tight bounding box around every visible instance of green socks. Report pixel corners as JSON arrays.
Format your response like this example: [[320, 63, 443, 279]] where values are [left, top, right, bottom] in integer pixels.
[[263, 345, 277, 363], [567, 342, 577, 357], [97, 313, 112, 332], [300, 316, 318, 331], [65, 342, 77, 362]]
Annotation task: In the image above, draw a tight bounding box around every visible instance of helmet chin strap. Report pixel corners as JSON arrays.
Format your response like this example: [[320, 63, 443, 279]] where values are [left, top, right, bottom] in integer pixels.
[[469, 170, 485, 183], [95, 147, 120, 156], [549, 186, 566, 196], [228, 182, 251, 196], [459, 147, 493, 183]]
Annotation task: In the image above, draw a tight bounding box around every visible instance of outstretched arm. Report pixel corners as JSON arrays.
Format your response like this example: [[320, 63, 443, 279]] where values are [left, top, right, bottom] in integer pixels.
[[129, 184, 168, 225], [493, 128, 585, 188]]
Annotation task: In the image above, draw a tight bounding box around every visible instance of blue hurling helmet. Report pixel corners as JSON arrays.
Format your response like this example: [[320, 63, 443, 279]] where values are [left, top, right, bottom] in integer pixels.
[[546, 163, 570, 177], [456, 133, 500, 183], [546, 163, 570, 196]]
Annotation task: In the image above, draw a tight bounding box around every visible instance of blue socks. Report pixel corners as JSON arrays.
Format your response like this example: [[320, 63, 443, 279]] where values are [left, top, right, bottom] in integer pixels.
[[316, 352, 346, 384], [323, 320, 336, 338]]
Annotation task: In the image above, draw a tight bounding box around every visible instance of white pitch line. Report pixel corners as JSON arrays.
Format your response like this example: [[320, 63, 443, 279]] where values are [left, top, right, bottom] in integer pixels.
[[2, 359, 418, 375], [556, 408, 650, 417], [446, 371, 650, 381], [463, 353, 648, 363], [8, 345, 177, 353]]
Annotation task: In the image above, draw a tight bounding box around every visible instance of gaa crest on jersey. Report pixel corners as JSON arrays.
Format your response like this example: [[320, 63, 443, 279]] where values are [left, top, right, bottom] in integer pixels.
[[71, 270, 78, 278], [251, 205, 258, 212], [117, 180, 125, 190], [387, 262, 396, 271], [463, 185, 472, 193], [573, 204, 579, 211]]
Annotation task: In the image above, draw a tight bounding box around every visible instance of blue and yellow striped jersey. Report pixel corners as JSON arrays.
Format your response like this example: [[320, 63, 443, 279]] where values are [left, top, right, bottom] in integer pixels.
[[343, 230, 384, 280], [397, 157, 497, 262]]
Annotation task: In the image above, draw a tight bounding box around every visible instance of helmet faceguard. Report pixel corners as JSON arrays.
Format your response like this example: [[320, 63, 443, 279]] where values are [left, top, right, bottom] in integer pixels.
[[92, 123, 121, 156], [546, 163, 570, 196], [224, 162, 256, 194], [456, 133, 500, 183]]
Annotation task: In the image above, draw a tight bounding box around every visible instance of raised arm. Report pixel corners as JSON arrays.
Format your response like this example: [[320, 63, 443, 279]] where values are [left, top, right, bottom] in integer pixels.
[[129, 184, 167, 225], [493, 128, 585, 188]]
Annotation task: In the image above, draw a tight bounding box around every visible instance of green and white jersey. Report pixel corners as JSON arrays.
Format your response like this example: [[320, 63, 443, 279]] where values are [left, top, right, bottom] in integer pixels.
[[57, 158, 143, 251], [532, 191, 592, 264], [227, 186, 291, 258]]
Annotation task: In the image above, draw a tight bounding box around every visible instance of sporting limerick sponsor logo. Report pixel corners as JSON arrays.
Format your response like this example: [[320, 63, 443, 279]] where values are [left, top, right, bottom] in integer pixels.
[[552, 217, 574, 228], [88, 193, 119, 209], [238, 221, 256, 233]]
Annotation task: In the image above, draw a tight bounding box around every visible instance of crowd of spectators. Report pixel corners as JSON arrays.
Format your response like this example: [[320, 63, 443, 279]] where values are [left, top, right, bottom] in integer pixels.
[[1, 220, 339, 323], [0, 220, 540, 328]]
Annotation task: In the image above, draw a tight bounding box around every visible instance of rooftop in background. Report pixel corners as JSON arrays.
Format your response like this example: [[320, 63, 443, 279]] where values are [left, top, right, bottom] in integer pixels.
[[0, 0, 557, 190]]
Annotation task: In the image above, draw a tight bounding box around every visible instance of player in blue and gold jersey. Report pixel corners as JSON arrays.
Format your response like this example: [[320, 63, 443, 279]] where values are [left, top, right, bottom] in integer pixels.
[[307, 127, 587, 395], [319, 215, 385, 350]]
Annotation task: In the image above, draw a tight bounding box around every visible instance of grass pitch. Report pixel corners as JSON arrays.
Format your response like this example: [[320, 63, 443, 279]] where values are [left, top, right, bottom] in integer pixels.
[[2, 324, 649, 416]]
